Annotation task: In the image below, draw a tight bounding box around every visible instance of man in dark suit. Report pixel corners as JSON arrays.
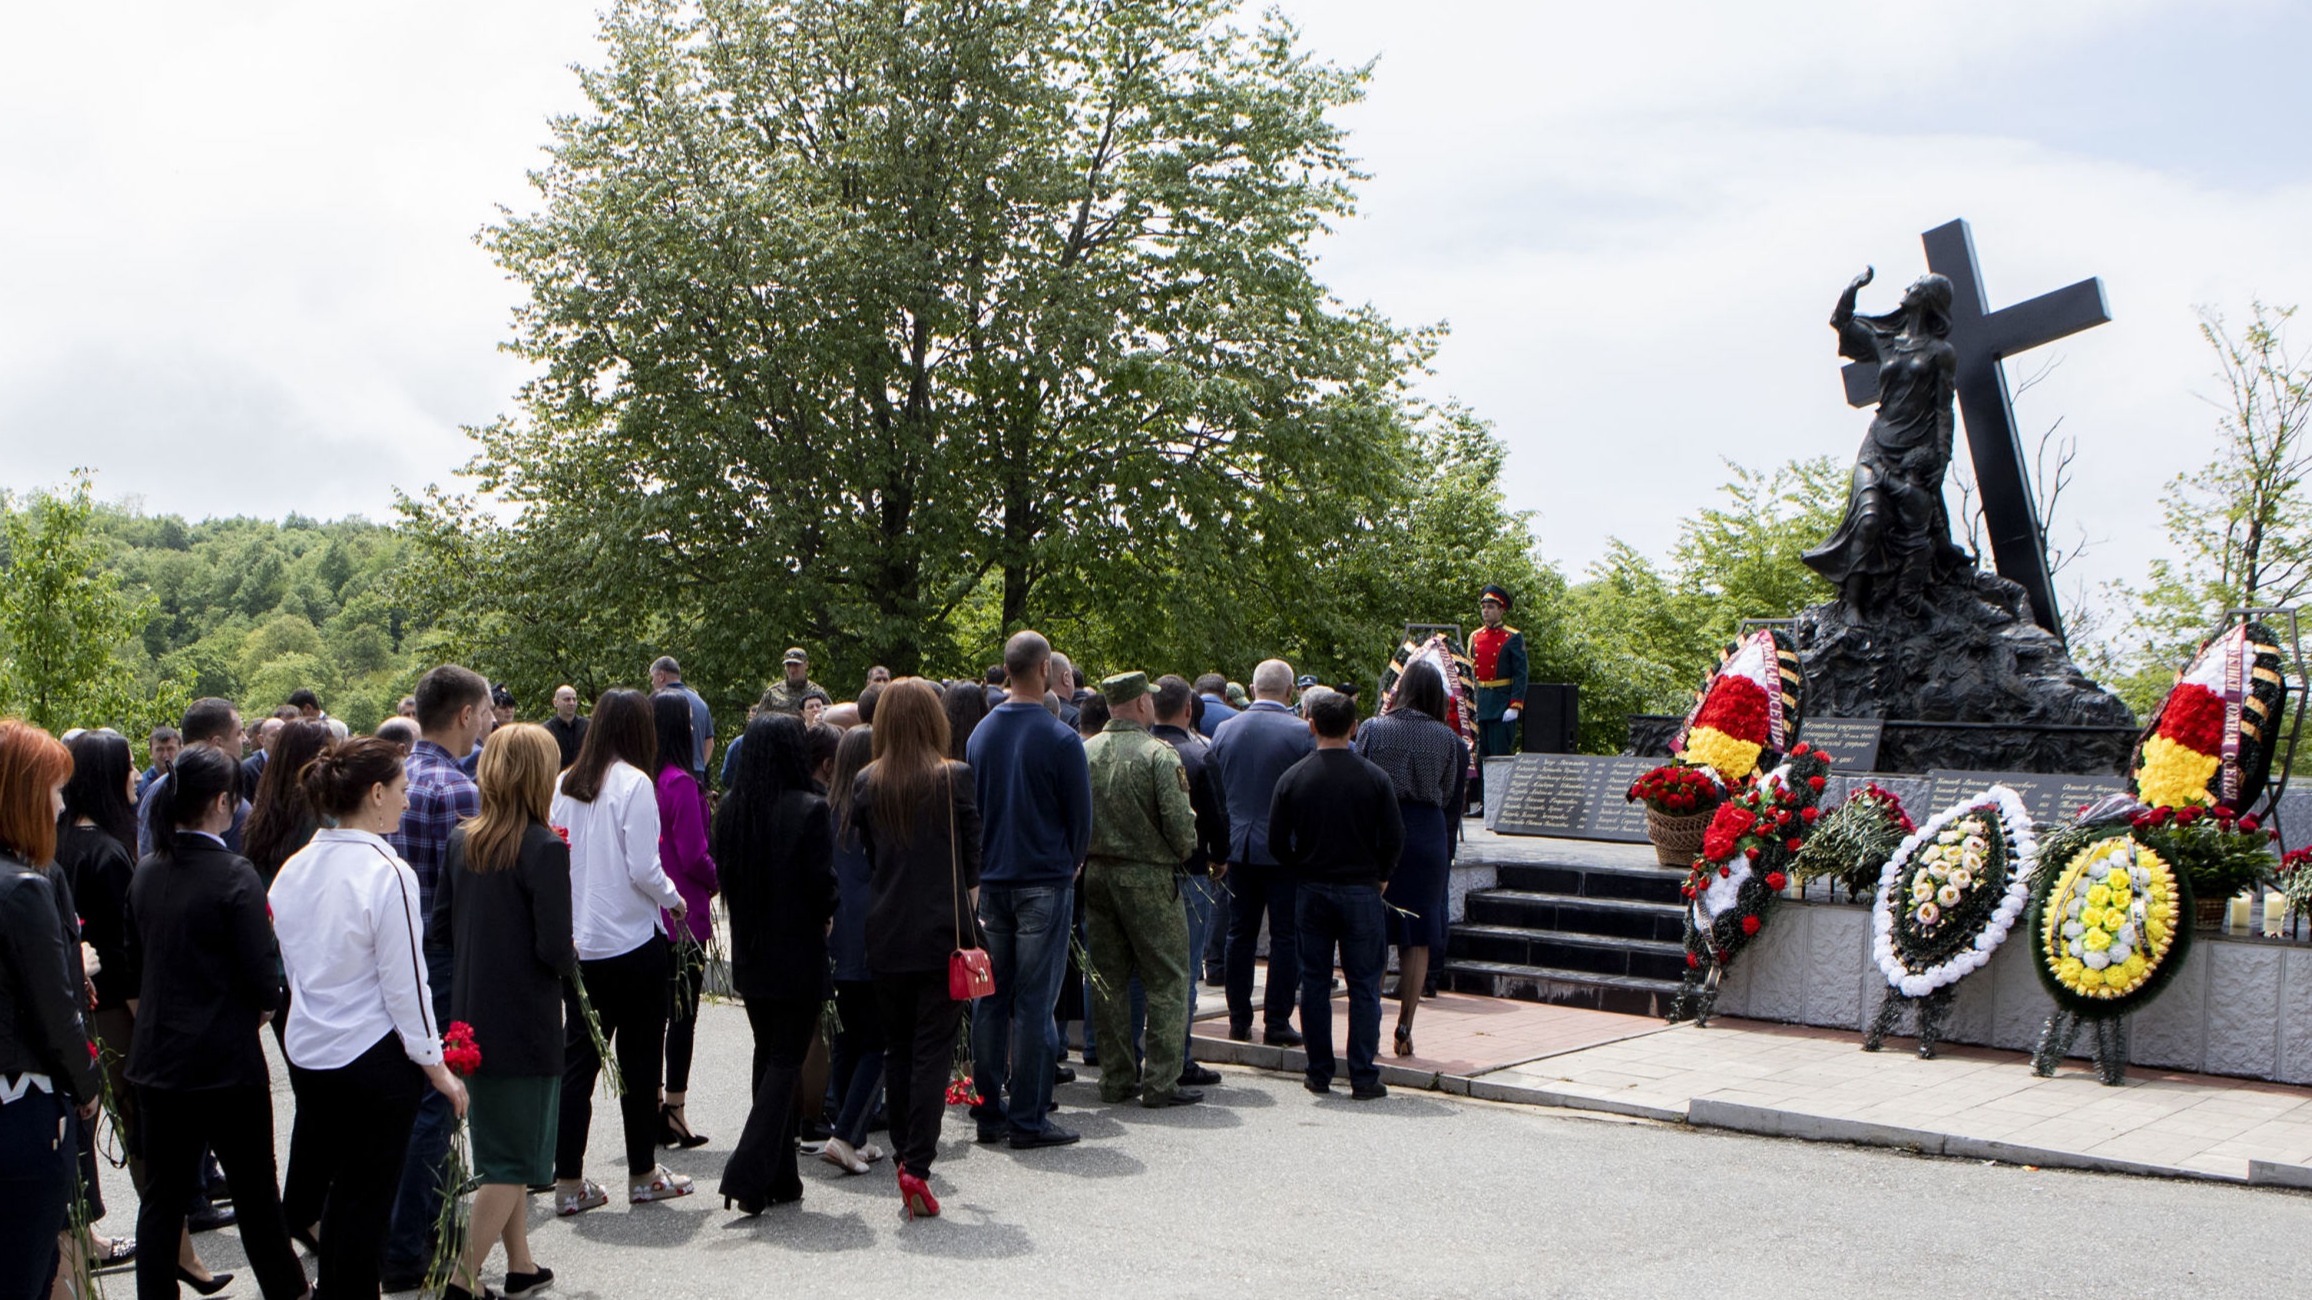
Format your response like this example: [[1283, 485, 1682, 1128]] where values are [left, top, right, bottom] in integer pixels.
[[1206, 659, 1316, 1047]]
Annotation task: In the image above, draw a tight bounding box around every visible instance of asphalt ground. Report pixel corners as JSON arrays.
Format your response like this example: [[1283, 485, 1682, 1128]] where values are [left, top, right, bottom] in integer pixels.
[[93, 997, 2312, 1300]]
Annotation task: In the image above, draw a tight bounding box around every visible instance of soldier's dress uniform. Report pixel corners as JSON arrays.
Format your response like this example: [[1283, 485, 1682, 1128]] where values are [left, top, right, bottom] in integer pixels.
[[1082, 673, 1201, 1105], [1471, 583, 1529, 758]]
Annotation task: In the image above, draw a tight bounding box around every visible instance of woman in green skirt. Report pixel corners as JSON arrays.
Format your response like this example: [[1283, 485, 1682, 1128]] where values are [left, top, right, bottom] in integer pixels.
[[432, 724, 577, 1299]]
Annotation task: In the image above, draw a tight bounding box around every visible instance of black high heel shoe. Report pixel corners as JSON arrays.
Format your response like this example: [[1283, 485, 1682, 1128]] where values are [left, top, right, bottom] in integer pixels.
[[660, 1103, 710, 1149], [178, 1266, 234, 1296], [1393, 1024, 1414, 1058], [724, 1192, 766, 1218]]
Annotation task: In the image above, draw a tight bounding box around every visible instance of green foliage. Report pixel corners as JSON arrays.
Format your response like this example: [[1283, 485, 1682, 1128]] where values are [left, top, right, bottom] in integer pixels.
[[0, 475, 426, 752], [2108, 302, 2312, 715], [0, 472, 176, 736], [1568, 457, 1844, 725]]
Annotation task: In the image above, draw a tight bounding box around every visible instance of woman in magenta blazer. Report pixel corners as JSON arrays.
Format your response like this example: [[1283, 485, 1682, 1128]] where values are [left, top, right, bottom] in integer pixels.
[[651, 691, 718, 1149]]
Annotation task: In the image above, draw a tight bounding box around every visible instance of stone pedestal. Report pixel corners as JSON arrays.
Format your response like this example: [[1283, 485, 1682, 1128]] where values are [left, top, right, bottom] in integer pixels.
[[1794, 570, 2136, 774]]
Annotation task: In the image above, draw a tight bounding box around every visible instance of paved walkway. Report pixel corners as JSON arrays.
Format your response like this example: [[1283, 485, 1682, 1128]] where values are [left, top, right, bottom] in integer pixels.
[[1190, 970, 2312, 1187]]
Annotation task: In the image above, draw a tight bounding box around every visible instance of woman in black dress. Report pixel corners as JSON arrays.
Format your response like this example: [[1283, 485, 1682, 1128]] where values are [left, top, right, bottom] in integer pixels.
[[711, 713, 836, 1214], [125, 744, 308, 1300], [0, 719, 104, 1300], [1353, 660, 1467, 1060], [852, 680, 981, 1220], [820, 724, 885, 1175], [432, 724, 575, 1300]]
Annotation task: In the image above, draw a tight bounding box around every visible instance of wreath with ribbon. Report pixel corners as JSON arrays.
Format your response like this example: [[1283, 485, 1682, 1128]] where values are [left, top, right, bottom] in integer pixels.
[[1674, 628, 1804, 786], [2132, 620, 2287, 812], [1669, 744, 1835, 1023], [1870, 786, 2036, 998]]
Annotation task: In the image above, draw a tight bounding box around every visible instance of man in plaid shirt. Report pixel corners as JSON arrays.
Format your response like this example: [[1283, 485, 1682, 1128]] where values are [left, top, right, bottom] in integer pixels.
[[380, 663, 492, 1290]]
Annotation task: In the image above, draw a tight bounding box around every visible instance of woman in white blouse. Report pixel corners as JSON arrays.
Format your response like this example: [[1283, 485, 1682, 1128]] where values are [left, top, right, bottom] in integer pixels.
[[548, 690, 691, 1216], [269, 738, 468, 1300]]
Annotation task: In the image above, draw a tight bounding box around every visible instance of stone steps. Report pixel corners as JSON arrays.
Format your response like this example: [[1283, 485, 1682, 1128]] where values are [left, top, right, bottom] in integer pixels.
[[1443, 856, 1694, 1015]]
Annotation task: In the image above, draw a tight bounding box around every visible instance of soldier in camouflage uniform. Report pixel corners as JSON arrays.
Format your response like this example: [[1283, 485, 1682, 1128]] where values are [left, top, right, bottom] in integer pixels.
[[1082, 672, 1205, 1108], [759, 646, 831, 716]]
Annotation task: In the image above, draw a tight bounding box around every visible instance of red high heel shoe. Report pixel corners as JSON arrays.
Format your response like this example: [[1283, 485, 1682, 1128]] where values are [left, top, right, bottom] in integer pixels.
[[897, 1171, 940, 1220]]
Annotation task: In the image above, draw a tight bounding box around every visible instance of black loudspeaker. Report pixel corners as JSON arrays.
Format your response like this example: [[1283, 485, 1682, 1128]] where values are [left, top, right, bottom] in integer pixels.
[[1522, 683, 1579, 753]]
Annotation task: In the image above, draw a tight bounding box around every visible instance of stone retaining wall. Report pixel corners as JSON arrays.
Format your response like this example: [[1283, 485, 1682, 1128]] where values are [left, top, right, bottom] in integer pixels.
[[1712, 900, 2312, 1085]]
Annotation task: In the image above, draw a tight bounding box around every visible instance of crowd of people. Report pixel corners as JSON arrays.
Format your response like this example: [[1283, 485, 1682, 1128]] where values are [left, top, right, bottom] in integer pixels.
[[2, 619, 1490, 1300]]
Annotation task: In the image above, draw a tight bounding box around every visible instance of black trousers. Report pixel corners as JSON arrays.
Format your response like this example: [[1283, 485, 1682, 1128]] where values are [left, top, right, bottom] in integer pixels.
[[282, 1033, 425, 1300], [719, 998, 816, 1204], [134, 1082, 307, 1300], [872, 971, 964, 1179], [559, 937, 669, 1178], [1224, 863, 1300, 1035], [664, 941, 705, 1094]]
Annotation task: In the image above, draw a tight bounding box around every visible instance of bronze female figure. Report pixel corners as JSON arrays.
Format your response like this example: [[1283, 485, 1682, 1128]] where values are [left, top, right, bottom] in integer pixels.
[[1802, 268, 1974, 614]]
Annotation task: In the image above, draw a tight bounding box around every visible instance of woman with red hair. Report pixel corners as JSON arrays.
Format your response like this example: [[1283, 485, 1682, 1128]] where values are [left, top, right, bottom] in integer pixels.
[[0, 719, 103, 1300]]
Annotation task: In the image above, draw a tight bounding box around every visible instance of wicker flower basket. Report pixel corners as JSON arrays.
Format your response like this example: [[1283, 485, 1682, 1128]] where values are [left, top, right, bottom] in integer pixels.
[[1645, 805, 1714, 868], [2195, 896, 2228, 930]]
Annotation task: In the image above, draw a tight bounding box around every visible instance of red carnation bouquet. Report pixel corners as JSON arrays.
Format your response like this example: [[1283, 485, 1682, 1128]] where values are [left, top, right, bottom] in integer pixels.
[[1626, 763, 1724, 816], [425, 1021, 485, 1293]]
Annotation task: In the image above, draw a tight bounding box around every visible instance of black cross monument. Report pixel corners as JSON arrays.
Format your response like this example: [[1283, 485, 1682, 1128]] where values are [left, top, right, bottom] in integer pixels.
[[1839, 218, 2109, 642]]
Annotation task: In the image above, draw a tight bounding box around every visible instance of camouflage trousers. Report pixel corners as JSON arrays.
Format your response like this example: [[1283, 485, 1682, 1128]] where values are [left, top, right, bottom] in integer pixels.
[[1084, 859, 1190, 1103]]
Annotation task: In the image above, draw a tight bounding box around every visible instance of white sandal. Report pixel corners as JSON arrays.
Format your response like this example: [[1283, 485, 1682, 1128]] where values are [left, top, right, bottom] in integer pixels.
[[817, 1137, 869, 1175], [628, 1165, 695, 1203], [858, 1142, 885, 1165]]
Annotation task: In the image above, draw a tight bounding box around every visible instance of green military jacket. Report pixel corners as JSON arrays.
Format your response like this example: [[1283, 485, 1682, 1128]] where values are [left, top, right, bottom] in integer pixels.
[[760, 678, 830, 715], [1084, 719, 1199, 868]]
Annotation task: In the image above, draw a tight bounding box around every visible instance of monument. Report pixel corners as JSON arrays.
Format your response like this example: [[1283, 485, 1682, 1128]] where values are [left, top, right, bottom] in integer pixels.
[[1794, 220, 2135, 775]]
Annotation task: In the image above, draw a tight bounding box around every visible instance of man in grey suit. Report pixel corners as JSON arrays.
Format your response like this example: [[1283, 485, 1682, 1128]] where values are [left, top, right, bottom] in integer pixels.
[[1207, 659, 1316, 1047]]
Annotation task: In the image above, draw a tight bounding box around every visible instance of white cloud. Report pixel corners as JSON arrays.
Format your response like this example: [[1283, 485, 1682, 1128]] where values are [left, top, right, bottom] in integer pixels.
[[2, 0, 2308, 639]]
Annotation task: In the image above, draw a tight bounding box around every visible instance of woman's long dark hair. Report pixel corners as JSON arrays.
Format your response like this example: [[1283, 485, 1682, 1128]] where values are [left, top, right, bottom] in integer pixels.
[[712, 714, 814, 869], [1391, 659, 1449, 724], [562, 689, 656, 802], [153, 744, 240, 859], [61, 731, 137, 857], [828, 724, 873, 840], [941, 681, 987, 761], [244, 720, 333, 877], [651, 690, 695, 778]]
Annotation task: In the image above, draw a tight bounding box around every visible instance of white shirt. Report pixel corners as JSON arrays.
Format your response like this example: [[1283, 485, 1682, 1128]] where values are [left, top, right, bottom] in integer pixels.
[[268, 828, 443, 1070], [553, 761, 682, 961]]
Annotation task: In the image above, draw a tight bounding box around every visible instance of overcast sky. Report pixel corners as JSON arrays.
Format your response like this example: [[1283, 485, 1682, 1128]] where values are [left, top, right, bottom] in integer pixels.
[[5, 1, 2309, 634]]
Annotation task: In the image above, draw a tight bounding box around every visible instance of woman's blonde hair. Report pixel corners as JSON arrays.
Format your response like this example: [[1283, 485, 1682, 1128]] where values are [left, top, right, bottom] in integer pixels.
[[465, 723, 558, 873]]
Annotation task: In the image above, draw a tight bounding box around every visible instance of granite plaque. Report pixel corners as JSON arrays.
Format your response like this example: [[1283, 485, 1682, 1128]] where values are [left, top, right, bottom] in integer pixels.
[[1922, 768, 2128, 826], [1799, 717, 1884, 774], [1490, 754, 1655, 841]]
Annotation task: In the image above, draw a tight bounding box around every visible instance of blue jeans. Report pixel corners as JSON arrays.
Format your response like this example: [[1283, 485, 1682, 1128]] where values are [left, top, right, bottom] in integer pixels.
[[1298, 882, 1386, 1090], [972, 882, 1073, 1137], [1225, 863, 1299, 1035], [383, 945, 455, 1277]]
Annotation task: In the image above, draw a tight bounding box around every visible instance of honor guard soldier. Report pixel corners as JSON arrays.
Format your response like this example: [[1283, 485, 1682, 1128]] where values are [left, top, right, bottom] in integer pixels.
[[1082, 671, 1205, 1108], [1472, 584, 1528, 757]]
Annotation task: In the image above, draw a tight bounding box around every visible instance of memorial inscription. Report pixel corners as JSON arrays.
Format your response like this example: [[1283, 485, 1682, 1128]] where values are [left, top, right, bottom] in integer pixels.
[[1801, 717, 1885, 774], [1490, 754, 1654, 841], [1923, 768, 2127, 826]]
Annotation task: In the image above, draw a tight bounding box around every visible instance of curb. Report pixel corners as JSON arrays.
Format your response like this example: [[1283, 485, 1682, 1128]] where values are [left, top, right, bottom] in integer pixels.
[[1685, 1097, 2242, 1184], [1188, 1033, 1685, 1122]]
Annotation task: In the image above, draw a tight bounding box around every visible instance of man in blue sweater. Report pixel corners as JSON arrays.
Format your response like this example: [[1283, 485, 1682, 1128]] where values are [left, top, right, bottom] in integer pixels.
[[965, 630, 1094, 1149], [1208, 659, 1316, 1046]]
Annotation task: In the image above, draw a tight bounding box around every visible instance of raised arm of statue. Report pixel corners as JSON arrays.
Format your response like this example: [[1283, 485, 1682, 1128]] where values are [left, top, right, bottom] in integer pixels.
[[1833, 267, 1881, 368]]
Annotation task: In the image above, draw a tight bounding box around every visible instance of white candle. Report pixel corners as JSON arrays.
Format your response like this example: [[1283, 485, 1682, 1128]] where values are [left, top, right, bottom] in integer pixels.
[[2229, 892, 2252, 933], [2265, 890, 2288, 938]]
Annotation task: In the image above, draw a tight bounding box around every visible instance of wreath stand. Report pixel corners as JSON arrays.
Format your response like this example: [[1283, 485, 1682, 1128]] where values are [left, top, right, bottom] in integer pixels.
[[1861, 987, 1957, 1059], [1668, 963, 1723, 1028], [2031, 1011, 2131, 1087]]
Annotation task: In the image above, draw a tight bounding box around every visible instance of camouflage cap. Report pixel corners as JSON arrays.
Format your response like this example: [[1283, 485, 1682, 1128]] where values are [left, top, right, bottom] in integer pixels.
[[1099, 671, 1155, 705]]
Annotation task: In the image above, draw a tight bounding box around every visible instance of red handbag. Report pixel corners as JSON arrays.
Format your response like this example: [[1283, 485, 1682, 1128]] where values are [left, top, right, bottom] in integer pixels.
[[945, 768, 995, 1001]]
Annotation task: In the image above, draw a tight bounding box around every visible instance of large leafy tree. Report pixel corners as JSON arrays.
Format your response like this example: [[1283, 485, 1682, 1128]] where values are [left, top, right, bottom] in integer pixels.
[[419, 0, 1424, 716], [0, 472, 178, 734]]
